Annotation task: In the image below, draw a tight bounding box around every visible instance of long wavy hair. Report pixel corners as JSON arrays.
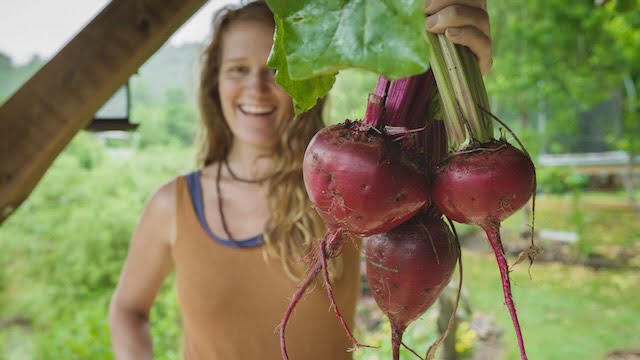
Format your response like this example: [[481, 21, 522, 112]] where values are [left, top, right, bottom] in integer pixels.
[[196, 1, 342, 280]]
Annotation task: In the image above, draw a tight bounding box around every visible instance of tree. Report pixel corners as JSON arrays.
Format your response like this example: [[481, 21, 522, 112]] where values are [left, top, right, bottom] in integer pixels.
[[486, 1, 627, 153], [599, 0, 640, 210], [136, 87, 197, 149]]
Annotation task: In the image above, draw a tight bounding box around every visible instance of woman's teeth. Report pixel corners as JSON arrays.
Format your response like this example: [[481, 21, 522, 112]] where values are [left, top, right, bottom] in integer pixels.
[[240, 104, 274, 115]]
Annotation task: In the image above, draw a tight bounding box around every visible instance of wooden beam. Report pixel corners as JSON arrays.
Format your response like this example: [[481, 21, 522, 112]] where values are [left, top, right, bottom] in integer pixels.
[[0, 0, 206, 223]]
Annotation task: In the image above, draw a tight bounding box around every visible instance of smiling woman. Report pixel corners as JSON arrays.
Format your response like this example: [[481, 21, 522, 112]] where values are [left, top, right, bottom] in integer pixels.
[[106, 1, 494, 359], [108, 2, 359, 359]]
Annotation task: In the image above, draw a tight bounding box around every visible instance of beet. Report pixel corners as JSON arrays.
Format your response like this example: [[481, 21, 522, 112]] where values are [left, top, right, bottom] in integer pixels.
[[303, 121, 429, 236], [432, 139, 536, 359], [365, 215, 459, 360], [432, 140, 535, 225]]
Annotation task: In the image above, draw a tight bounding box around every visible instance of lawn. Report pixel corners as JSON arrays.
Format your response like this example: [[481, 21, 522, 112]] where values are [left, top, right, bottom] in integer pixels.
[[500, 192, 640, 259], [464, 251, 640, 359]]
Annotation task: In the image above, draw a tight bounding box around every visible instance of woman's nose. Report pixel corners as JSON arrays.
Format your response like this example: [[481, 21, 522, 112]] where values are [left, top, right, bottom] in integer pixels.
[[246, 71, 270, 92]]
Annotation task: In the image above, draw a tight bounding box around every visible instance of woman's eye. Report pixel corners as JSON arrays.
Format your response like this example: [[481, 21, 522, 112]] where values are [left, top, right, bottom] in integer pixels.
[[227, 66, 248, 75]]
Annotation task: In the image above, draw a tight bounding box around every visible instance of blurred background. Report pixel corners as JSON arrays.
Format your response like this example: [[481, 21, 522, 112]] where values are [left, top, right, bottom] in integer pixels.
[[0, 0, 638, 359]]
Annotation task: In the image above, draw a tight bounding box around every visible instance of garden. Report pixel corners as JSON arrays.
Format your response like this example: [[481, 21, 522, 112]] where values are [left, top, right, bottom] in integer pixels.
[[1, 0, 639, 359]]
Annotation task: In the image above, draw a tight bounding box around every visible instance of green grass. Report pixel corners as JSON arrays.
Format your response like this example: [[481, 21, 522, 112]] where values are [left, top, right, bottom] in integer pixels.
[[501, 192, 640, 252], [461, 251, 639, 359]]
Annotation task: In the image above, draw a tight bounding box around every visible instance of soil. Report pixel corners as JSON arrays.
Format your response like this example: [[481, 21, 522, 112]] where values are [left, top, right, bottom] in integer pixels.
[[606, 350, 640, 360]]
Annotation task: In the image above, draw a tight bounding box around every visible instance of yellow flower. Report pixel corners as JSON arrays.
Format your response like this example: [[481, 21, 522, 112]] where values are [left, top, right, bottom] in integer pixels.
[[455, 321, 478, 357]]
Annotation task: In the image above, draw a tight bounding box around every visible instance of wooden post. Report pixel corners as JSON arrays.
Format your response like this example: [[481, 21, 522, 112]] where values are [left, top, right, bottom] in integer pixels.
[[623, 74, 639, 214], [0, 0, 206, 223], [437, 289, 459, 360]]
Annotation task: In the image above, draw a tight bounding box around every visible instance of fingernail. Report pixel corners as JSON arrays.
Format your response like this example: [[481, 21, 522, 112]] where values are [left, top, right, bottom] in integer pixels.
[[446, 28, 461, 36], [426, 14, 438, 28]]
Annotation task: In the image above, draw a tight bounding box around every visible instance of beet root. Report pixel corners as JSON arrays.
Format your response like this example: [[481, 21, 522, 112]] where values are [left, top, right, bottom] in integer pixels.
[[303, 121, 429, 237], [431, 140, 535, 226], [431, 139, 536, 360], [279, 229, 369, 359], [365, 216, 459, 360]]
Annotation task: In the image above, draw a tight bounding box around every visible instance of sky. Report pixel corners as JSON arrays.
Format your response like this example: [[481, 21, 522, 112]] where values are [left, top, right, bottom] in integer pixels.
[[0, 0, 238, 65]]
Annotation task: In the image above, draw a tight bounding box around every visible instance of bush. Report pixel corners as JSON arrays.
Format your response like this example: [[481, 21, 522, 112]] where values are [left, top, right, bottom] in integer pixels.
[[0, 134, 193, 359], [537, 166, 589, 195]]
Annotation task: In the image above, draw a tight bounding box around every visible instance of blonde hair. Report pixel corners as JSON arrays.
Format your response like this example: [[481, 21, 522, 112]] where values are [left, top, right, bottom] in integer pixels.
[[196, 1, 342, 280]]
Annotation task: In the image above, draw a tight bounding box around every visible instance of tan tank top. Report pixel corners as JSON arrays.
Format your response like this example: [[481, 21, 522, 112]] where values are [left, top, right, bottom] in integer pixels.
[[172, 175, 361, 360]]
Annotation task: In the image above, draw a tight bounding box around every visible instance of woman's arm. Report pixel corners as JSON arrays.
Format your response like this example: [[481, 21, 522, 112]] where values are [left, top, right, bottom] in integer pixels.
[[109, 180, 177, 360]]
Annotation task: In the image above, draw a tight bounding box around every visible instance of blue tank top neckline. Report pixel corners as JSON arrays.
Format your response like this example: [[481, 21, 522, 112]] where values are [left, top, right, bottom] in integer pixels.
[[185, 170, 264, 248]]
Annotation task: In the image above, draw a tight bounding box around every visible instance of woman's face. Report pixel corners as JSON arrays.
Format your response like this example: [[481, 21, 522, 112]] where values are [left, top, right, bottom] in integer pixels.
[[217, 19, 293, 150]]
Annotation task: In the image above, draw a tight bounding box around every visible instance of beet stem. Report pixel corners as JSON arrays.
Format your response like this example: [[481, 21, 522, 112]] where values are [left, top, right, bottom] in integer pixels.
[[482, 222, 528, 360], [391, 326, 405, 360], [363, 94, 385, 127], [279, 260, 322, 360], [426, 32, 492, 150], [385, 76, 417, 127], [319, 235, 373, 351]]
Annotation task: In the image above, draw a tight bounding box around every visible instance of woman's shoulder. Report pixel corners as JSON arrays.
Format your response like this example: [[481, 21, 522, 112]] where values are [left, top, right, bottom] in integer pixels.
[[136, 171, 199, 246], [143, 171, 199, 221]]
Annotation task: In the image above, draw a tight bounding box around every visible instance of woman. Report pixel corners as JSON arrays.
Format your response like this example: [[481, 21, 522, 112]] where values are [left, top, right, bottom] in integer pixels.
[[108, 1, 493, 359]]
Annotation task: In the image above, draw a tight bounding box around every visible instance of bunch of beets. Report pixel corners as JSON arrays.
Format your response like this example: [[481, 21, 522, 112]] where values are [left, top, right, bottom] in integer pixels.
[[280, 38, 536, 360]]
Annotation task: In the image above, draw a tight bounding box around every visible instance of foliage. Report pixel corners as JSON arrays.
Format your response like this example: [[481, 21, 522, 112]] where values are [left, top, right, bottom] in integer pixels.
[[265, 0, 639, 154], [537, 167, 589, 195], [268, 14, 337, 114], [600, 0, 640, 154], [0, 132, 193, 358], [266, 0, 430, 113], [135, 88, 197, 149], [485, 0, 630, 153]]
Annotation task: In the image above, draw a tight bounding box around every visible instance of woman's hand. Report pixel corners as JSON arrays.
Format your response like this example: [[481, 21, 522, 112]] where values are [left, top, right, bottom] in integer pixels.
[[425, 0, 492, 75]]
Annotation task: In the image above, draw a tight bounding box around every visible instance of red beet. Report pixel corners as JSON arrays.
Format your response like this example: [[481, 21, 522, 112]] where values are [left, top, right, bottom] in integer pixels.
[[280, 120, 430, 359], [303, 121, 429, 236], [432, 139, 535, 360], [365, 215, 459, 360], [432, 140, 534, 225]]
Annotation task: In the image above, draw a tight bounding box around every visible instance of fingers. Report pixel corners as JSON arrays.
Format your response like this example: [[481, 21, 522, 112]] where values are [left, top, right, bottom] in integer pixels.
[[426, 4, 490, 39], [445, 27, 493, 75], [424, 2, 493, 75]]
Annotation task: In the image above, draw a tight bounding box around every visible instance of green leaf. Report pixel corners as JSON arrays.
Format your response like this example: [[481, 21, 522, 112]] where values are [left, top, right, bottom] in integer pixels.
[[266, 0, 430, 113], [268, 15, 337, 114]]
